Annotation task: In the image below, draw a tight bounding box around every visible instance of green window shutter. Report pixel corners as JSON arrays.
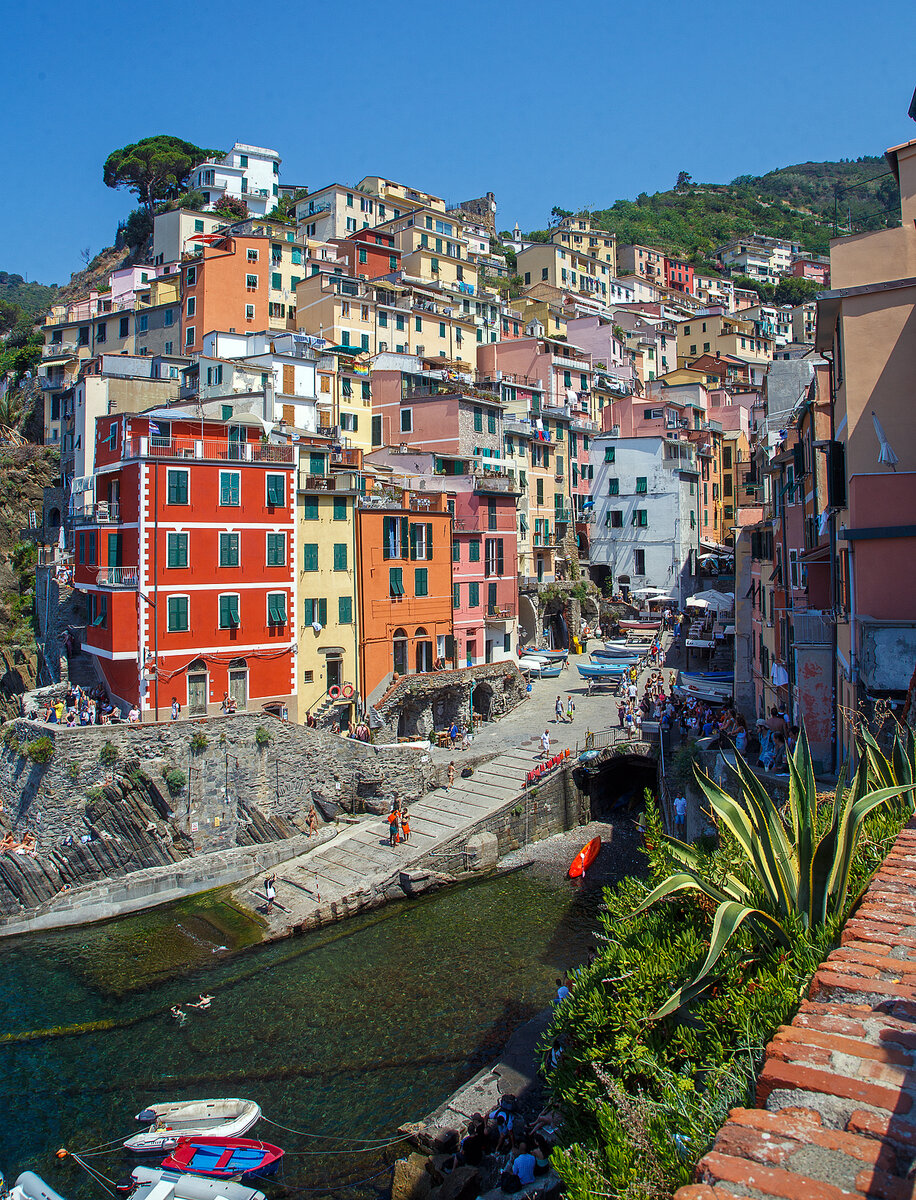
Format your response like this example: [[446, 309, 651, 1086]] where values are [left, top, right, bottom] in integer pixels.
[[383, 516, 395, 560], [77, 533, 85, 564], [488, 581, 497, 611], [361, 381, 371, 400], [564, 371, 571, 387], [453, 583, 461, 609], [452, 539, 460, 563], [167, 596, 188, 631], [290, 276, 300, 291], [636, 477, 648, 494], [338, 595, 352, 624], [469, 540, 480, 562], [425, 522, 433, 560], [400, 516, 409, 559], [333, 497, 347, 520], [272, 272, 282, 290], [415, 316, 422, 332], [333, 543, 348, 571], [409, 523, 418, 561], [468, 582, 479, 608], [303, 497, 319, 520], [473, 407, 482, 432], [303, 543, 319, 572], [439, 322, 446, 338], [108, 533, 122, 567], [309, 452, 325, 476], [318, 598, 327, 626], [267, 533, 285, 565], [266, 474, 285, 506], [389, 567, 404, 597], [302, 598, 314, 624], [167, 533, 187, 568], [291, 248, 302, 265], [167, 469, 188, 504], [608, 478, 619, 495], [268, 593, 287, 624], [219, 533, 239, 566], [604, 446, 615, 463], [220, 472, 240, 505], [219, 594, 240, 627], [415, 568, 428, 596], [487, 411, 496, 434]]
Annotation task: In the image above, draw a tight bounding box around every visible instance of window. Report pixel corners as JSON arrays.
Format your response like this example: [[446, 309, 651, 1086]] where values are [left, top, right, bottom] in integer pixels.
[[167, 469, 188, 505], [608, 478, 619, 495], [266, 474, 285, 507], [633, 509, 648, 527], [383, 515, 408, 560], [167, 595, 188, 632], [484, 538, 504, 578], [358, 248, 367, 264], [186, 266, 197, 286], [245, 305, 255, 321], [247, 249, 259, 262], [469, 539, 480, 562], [338, 595, 353, 624], [453, 583, 461, 609], [96, 321, 107, 344], [164, 308, 174, 327], [634, 549, 646, 575], [302, 597, 328, 626], [389, 567, 405, 597], [185, 326, 196, 346], [468, 582, 480, 608], [362, 381, 371, 401], [186, 298, 196, 318], [267, 532, 286, 566], [219, 532, 239, 567], [606, 510, 623, 528], [333, 497, 347, 521], [333, 543, 348, 571], [604, 446, 615, 463], [246, 274, 258, 290], [415, 316, 422, 333], [119, 316, 129, 338], [267, 593, 287, 625], [88, 593, 108, 628], [302, 543, 318, 572], [271, 272, 282, 291], [487, 410, 496, 434], [167, 532, 188, 568], [401, 408, 413, 433], [303, 497, 319, 521], [635, 477, 647, 494], [219, 471, 240, 506], [219, 594, 240, 628], [414, 568, 428, 596], [341, 412, 358, 432]]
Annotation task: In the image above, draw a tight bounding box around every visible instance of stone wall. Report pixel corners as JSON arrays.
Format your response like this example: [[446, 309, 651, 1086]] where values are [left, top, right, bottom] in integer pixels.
[[373, 661, 528, 742], [0, 710, 437, 862]]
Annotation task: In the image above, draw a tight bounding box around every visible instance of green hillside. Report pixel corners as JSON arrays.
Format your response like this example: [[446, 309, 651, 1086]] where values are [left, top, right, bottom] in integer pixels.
[[531, 157, 900, 264], [0, 272, 57, 321]]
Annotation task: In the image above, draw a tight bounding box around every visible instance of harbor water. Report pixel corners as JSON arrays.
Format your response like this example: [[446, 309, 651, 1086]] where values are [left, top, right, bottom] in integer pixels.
[[0, 857, 614, 1198]]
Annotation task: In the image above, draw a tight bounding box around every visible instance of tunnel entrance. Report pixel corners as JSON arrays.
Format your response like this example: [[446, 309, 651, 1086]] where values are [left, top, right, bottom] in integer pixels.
[[575, 753, 658, 821]]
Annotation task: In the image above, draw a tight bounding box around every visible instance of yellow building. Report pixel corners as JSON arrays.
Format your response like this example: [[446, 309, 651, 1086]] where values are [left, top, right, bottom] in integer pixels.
[[676, 312, 772, 368], [356, 176, 446, 214], [517, 231, 617, 306], [315, 349, 374, 454], [295, 446, 361, 726]]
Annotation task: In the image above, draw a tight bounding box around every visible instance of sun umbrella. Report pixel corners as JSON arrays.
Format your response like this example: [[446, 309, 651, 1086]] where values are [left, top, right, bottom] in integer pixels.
[[872, 411, 899, 469]]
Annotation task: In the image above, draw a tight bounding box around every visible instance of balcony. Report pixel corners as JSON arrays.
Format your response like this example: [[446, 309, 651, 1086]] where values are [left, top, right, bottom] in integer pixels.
[[42, 342, 80, 359], [473, 473, 520, 495], [485, 603, 516, 623], [72, 502, 120, 526], [125, 436, 295, 464], [96, 565, 138, 589], [554, 509, 572, 525], [453, 514, 517, 533], [543, 403, 571, 418], [298, 472, 339, 492]]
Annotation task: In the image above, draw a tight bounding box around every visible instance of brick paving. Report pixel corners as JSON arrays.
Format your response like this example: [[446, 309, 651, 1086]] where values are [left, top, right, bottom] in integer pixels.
[[675, 820, 916, 1200]]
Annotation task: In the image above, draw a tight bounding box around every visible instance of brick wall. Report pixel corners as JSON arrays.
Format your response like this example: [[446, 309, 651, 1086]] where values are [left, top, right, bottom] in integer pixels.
[[675, 819, 916, 1200]]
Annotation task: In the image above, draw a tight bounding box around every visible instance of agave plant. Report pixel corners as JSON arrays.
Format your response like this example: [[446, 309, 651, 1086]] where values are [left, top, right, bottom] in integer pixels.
[[633, 725, 911, 1018]]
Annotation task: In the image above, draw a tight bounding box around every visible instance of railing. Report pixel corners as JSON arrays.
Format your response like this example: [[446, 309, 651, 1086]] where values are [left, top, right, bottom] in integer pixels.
[[473, 474, 519, 494], [792, 612, 832, 646], [96, 565, 139, 588], [72, 503, 120, 525], [42, 342, 80, 358], [126, 436, 294, 463], [298, 473, 338, 492], [554, 509, 572, 524]]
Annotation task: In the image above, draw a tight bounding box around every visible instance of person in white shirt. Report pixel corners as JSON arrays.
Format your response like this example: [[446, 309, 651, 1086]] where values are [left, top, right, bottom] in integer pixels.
[[674, 795, 688, 826], [540, 729, 551, 758]]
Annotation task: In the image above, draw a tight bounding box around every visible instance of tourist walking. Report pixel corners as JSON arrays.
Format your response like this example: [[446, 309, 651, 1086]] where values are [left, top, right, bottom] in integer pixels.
[[674, 794, 688, 829], [540, 729, 551, 759], [566, 695, 575, 723], [170, 697, 180, 721], [447, 761, 455, 790], [555, 695, 565, 724], [264, 873, 277, 913]]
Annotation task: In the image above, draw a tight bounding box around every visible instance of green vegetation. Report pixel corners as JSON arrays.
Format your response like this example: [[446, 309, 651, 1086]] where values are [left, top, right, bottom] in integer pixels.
[[212, 196, 248, 222], [528, 157, 900, 262], [162, 767, 186, 797], [547, 727, 915, 1200], [254, 726, 271, 747], [24, 736, 54, 764], [103, 136, 219, 210], [0, 273, 57, 322], [99, 742, 119, 767], [731, 274, 823, 306], [190, 731, 209, 753]]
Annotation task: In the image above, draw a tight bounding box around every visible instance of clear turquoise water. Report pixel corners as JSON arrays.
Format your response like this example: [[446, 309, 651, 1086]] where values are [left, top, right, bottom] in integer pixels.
[[0, 868, 600, 1198]]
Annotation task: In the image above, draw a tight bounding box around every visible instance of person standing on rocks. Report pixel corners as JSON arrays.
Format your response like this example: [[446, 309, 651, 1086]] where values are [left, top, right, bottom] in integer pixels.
[[307, 805, 319, 838], [447, 762, 456, 790], [400, 804, 410, 843], [265, 873, 277, 913], [388, 800, 401, 846]]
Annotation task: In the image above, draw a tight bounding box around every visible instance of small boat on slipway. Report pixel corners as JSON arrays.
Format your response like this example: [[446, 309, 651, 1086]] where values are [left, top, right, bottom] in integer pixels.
[[125, 1099, 262, 1153], [577, 661, 630, 680]]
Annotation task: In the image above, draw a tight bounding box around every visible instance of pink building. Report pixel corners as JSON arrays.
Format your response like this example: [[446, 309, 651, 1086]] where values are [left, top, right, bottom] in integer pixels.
[[790, 256, 830, 286]]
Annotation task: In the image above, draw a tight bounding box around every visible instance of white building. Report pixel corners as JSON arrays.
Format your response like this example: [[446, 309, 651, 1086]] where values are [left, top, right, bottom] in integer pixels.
[[589, 434, 700, 602], [193, 143, 282, 218], [715, 235, 801, 282], [200, 330, 322, 431]]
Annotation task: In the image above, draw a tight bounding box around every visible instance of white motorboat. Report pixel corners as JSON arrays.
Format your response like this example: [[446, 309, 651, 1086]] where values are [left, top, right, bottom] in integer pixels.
[[124, 1099, 262, 1153], [129, 1167, 266, 1200], [6, 1173, 68, 1200]]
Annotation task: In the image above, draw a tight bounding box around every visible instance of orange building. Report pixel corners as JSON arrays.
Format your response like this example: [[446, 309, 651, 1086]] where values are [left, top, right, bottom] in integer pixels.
[[181, 231, 304, 354], [355, 486, 454, 700]]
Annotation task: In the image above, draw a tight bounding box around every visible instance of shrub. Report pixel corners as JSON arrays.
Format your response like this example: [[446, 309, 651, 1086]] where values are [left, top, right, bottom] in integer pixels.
[[68, 762, 80, 782], [190, 731, 209, 753], [2, 725, 20, 751], [24, 736, 54, 763], [99, 741, 119, 766], [254, 726, 271, 747], [85, 787, 103, 802], [162, 768, 185, 797]]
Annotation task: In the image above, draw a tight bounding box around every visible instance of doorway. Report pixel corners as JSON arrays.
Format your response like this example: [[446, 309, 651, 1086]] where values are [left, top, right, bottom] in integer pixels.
[[327, 656, 342, 692], [393, 628, 408, 676], [415, 628, 433, 673], [187, 658, 208, 716], [228, 658, 248, 710]]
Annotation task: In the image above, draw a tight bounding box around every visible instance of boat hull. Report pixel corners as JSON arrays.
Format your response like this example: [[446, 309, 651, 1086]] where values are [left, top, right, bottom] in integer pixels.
[[569, 836, 601, 878], [577, 664, 628, 680], [163, 1138, 284, 1180], [130, 1167, 265, 1200], [126, 1100, 262, 1154]]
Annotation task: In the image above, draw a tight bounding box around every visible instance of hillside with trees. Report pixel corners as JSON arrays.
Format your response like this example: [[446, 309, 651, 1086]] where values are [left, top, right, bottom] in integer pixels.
[[532, 156, 900, 264]]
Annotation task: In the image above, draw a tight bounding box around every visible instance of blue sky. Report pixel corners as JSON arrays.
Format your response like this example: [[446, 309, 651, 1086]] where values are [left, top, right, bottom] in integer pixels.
[[3, 0, 916, 283]]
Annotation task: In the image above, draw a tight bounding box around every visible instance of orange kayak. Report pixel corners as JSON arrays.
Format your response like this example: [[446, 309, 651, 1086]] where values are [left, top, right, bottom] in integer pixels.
[[569, 836, 601, 878]]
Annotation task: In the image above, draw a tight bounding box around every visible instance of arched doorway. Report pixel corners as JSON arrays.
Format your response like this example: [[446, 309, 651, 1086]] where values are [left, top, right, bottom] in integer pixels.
[[472, 682, 494, 721], [228, 658, 248, 711], [187, 658, 208, 716], [392, 628, 408, 677], [415, 627, 433, 673]]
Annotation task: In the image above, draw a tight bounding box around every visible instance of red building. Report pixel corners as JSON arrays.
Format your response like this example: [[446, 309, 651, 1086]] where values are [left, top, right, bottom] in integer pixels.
[[332, 229, 401, 280], [664, 256, 695, 295], [74, 413, 296, 720]]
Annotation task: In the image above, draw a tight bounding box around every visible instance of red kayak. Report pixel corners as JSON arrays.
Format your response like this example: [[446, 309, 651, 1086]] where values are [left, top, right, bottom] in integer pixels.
[[162, 1137, 284, 1179], [568, 836, 601, 878]]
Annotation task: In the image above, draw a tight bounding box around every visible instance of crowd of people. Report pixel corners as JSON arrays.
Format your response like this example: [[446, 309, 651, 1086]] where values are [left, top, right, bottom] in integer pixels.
[[29, 684, 118, 727], [434, 1095, 557, 1194]]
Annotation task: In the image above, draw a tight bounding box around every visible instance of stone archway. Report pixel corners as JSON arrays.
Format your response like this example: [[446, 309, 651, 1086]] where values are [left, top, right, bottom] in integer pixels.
[[519, 593, 538, 645], [472, 681, 495, 721]]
